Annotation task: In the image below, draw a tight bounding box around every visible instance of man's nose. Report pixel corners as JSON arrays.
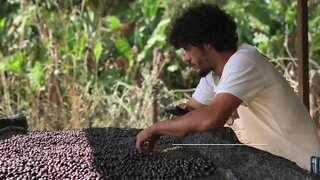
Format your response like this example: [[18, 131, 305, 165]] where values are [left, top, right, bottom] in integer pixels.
[[183, 52, 191, 62]]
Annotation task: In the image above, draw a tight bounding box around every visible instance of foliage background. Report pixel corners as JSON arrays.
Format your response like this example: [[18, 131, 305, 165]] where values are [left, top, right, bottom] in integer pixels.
[[0, 0, 319, 130]]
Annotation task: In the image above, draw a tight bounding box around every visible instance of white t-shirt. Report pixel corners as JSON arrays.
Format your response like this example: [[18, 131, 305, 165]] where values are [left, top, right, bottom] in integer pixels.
[[192, 44, 320, 170]]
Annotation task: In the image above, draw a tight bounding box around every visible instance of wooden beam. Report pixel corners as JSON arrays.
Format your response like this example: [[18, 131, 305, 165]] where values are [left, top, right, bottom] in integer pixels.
[[297, 0, 309, 110]]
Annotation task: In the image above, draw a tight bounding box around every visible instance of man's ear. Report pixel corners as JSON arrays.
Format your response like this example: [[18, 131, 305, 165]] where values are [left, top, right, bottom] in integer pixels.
[[203, 43, 212, 49], [203, 44, 214, 52]]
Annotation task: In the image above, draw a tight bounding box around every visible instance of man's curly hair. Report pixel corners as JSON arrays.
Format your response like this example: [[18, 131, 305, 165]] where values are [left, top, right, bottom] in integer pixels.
[[168, 3, 238, 52]]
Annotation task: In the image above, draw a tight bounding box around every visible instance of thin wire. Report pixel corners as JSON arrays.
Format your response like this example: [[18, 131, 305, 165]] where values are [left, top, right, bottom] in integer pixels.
[[172, 144, 268, 146]]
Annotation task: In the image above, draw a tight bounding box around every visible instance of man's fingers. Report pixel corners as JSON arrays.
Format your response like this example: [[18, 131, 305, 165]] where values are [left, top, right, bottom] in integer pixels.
[[147, 140, 156, 153], [135, 127, 158, 153], [180, 103, 188, 109], [180, 103, 192, 111], [135, 138, 143, 153]]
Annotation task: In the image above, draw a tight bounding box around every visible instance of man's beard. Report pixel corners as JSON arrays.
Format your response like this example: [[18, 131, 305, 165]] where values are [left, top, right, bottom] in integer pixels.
[[196, 54, 211, 77], [198, 69, 211, 77]]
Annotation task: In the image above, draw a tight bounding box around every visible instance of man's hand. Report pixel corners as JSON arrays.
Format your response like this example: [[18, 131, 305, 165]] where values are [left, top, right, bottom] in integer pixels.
[[135, 125, 160, 153], [180, 103, 194, 112], [182, 98, 206, 111]]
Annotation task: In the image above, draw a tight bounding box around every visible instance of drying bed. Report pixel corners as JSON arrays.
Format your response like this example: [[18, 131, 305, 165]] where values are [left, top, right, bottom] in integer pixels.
[[0, 127, 317, 179]]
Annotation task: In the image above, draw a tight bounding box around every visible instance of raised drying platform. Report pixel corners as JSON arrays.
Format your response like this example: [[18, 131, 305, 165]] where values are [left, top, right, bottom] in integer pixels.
[[175, 127, 318, 179], [0, 114, 28, 140], [0, 127, 317, 179]]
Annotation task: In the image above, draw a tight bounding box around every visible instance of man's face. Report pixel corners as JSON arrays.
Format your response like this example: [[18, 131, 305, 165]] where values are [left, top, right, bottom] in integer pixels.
[[182, 45, 211, 77]]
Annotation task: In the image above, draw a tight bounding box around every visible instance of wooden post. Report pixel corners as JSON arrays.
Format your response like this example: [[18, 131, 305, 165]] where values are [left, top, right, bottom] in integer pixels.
[[297, 0, 309, 110], [151, 48, 161, 124], [309, 71, 320, 127], [152, 86, 159, 124]]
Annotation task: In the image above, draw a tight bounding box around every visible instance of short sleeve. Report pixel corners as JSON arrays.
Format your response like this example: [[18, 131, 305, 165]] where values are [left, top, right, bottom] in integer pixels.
[[192, 73, 215, 105], [215, 56, 266, 104]]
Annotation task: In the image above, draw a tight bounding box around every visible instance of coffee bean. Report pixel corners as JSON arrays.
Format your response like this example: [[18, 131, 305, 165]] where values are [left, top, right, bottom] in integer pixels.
[[0, 128, 215, 179]]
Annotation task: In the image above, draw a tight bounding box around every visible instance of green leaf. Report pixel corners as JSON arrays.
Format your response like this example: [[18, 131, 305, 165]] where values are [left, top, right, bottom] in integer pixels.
[[137, 18, 170, 62], [137, 51, 146, 62], [143, 0, 158, 18], [115, 38, 132, 60], [73, 33, 87, 61], [79, 33, 87, 53], [245, 0, 273, 26], [175, 49, 185, 57], [0, 61, 4, 71], [146, 18, 171, 49], [0, 18, 4, 29], [284, 5, 295, 24], [6, 51, 24, 73], [94, 41, 103, 61], [253, 33, 269, 44], [107, 16, 121, 30], [30, 61, 44, 92], [167, 64, 178, 72], [310, 16, 320, 28]]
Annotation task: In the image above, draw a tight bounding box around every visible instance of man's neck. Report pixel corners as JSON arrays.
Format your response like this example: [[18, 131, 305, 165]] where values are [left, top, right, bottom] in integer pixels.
[[211, 50, 236, 76]]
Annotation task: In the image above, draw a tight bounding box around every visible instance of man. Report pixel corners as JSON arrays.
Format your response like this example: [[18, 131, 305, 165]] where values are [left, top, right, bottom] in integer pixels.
[[135, 3, 320, 170]]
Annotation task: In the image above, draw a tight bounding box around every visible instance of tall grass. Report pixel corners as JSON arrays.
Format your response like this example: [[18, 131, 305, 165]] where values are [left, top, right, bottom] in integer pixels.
[[0, 0, 173, 130], [0, 0, 319, 131]]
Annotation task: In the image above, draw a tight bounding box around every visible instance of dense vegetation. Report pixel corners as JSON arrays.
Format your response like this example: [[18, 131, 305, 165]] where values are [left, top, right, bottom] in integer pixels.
[[0, 0, 319, 130]]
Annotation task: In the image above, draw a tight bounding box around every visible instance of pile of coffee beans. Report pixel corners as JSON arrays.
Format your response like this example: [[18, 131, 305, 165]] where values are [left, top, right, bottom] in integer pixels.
[[0, 128, 216, 179]]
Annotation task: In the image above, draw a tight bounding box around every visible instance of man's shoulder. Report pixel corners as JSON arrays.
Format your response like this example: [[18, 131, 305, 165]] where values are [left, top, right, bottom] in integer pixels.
[[227, 43, 271, 71], [233, 44, 262, 59]]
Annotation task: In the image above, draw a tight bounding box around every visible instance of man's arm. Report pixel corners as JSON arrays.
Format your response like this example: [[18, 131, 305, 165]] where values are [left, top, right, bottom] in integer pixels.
[[136, 93, 242, 152]]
